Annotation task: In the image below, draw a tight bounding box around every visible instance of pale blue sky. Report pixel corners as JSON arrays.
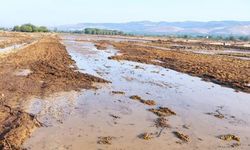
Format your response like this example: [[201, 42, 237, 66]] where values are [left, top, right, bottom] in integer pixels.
[[1, 0, 250, 27]]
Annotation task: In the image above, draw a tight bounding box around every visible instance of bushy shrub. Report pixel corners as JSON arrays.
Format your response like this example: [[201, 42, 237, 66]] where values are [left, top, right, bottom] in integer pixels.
[[20, 24, 33, 32], [13, 26, 21, 32]]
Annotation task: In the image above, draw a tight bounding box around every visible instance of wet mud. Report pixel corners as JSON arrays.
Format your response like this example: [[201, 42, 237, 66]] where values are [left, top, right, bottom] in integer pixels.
[[130, 95, 156, 106], [0, 34, 106, 149], [173, 131, 190, 143], [148, 107, 176, 117]]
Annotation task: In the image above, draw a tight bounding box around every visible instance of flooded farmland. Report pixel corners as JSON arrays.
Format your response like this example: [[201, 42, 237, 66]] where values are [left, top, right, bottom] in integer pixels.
[[1, 0, 250, 149], [22, 35, 250, 150]]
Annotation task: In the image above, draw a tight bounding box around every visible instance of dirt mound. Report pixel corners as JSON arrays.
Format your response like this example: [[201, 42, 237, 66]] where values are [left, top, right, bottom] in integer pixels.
[[0, 105, 41, 150]]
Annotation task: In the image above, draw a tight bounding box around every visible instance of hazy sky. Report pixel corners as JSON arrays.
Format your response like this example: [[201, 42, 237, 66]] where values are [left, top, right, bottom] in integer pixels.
[[1, 0, 250, 27]]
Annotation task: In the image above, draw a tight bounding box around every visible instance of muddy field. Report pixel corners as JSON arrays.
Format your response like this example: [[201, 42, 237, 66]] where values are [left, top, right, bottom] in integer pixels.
[[0, 32, 34, 49], [0, 33, 106, 149], [106, 41, 250, 93], [0, 33, 250, 150]]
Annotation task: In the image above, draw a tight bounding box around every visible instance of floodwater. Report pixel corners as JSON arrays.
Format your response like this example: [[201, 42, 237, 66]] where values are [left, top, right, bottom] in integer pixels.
[[23, 35, 250, 150]]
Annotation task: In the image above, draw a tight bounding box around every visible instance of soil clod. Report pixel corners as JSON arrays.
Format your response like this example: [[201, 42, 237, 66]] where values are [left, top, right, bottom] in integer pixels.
[[129, 95, 156, 106], [219, 134, 240, 142], [97, 136, 115, 145], [112, 91, 125, 95], [155, 117, 170, 128], [148, 107, 176, 117], [138, 133, 154, 140], [173, 131, 190, 143]]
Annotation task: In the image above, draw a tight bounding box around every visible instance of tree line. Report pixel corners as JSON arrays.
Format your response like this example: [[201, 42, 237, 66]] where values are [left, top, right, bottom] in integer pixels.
[[71, 28, 124, 35], [12, 24, 49, 32], [154, 34, 250, 42]]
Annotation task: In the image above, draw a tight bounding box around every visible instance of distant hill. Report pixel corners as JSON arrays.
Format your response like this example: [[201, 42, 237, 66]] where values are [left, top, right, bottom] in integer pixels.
[[56, 21, 250, 36]]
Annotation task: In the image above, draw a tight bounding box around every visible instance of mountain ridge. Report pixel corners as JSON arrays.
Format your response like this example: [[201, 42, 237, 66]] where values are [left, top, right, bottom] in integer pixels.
[[56, 21, 250, 35]]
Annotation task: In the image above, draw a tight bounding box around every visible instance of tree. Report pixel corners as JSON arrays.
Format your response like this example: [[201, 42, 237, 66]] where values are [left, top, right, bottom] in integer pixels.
[[13, 26, 21, 32], [20, 25, 33, 32], [239, 36, 249, 41], [228, 36, 236, 41], [84, 28, 124, 35], [12, 24, 49, 32], [38, 26, 49, 32]]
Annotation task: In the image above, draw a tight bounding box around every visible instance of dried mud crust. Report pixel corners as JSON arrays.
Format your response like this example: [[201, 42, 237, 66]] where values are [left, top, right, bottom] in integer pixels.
[[108, 41, 250, 93], [0, 34, 107, 149]]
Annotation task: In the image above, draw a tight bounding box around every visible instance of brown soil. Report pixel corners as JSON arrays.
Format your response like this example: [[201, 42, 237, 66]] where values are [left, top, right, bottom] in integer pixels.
[[0, 32, 33, 49], [129, 95, 142, 100], [219, 134, 240, 142], [150, 39, 250, 51], [94, 40, 110, 50], [217, 53, 250, 58], [138, 133, 154, 140], [148, 107, 176, 117], [155, 117, 170, 128], [129, 95, 156, 106], [97, 136, 115, 145], [0, 34, 106, 149], [0, 105, 41, 150], [173, 131, 190, 143], [108, 41, 250, 93]]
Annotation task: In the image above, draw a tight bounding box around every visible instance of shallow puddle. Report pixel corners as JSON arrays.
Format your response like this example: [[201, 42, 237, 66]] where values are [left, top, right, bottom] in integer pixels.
[[23, 35, 250, 150]]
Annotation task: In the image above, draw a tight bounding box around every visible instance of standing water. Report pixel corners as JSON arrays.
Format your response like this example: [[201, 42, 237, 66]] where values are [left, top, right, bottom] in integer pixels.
[[23, 35, 250, 150]]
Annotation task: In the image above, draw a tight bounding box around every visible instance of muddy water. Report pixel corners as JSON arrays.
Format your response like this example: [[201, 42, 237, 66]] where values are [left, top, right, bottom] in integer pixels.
[[23, 35, 250, 150]]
